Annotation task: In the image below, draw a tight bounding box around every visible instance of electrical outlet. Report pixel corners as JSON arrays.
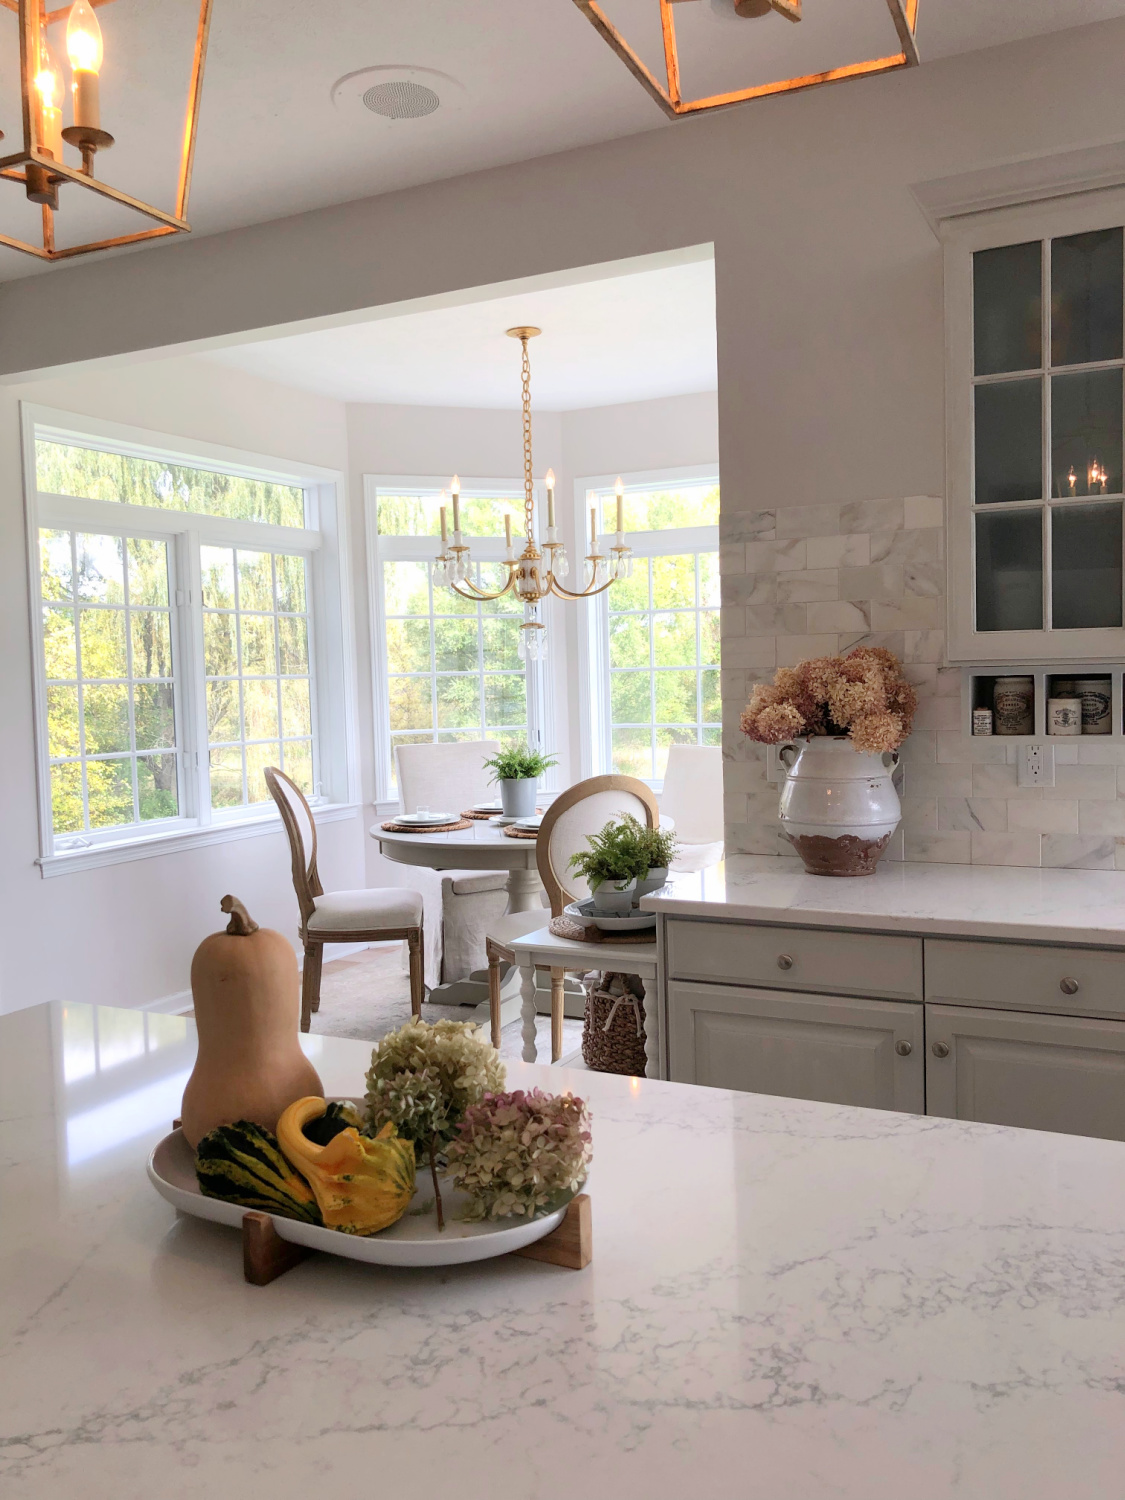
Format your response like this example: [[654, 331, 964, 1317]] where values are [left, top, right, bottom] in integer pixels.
[[1018, 742, 1055, 788]]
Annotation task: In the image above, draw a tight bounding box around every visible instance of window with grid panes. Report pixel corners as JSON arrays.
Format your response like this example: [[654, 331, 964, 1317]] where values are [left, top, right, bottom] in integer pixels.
[[594, 481, 720, 781], [375, 488, 538, 793], [971, 227, 1124, 634], [30, 427, 327, 855]]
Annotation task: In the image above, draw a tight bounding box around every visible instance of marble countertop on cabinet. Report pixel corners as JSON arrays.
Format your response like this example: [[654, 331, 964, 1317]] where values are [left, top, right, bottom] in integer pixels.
[[644, 855, 1125, 947], [2, 1001, 1125, 1500]]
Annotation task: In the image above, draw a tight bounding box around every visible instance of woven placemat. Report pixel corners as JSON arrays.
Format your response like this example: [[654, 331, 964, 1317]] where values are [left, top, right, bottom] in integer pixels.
[[462, 807, 544, 821], [549, 915, 656, 945], [502, 825, 540, 840], [381, 817, 473, 834]]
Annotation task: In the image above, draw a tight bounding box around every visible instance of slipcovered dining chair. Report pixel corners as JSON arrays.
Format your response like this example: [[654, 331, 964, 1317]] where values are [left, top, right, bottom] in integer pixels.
[[393, 740, 510, 986], [265, 767, 425, 1032], [484, 774, 660, 1061], [660, 744, 725, 872]]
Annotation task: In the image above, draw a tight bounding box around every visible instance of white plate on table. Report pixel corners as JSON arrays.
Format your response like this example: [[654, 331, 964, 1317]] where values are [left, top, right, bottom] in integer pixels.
[[472, 800, 503, 813], [564, 899, 657, 934], [395, 811, 457, 826], [513, 816, 543, 831], [147, 1125, 571, 1267]]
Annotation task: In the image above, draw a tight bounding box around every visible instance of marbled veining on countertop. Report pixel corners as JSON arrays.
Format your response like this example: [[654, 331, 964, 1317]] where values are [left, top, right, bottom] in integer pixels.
[[645, 854, 1125, 946], [2, 1002, 1124, 1499]]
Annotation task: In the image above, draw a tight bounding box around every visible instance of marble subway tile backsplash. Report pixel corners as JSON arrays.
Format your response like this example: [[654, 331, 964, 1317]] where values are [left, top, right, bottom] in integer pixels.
[[721, 496, 1125, 872]]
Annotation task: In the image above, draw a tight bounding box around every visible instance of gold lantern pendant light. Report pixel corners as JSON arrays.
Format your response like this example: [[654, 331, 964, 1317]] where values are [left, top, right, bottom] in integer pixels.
[[432, 327, 634, 662], [573, 0, 919, 116], [0, 0, 213, 261]]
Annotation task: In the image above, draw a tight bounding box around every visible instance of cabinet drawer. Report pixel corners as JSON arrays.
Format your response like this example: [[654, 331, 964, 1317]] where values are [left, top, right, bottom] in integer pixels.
[[666, 918, 923, 1001], [926, 1003, 1125, 1142], [668, 981, 924, 1113], [925, 939, 1125, 1020]]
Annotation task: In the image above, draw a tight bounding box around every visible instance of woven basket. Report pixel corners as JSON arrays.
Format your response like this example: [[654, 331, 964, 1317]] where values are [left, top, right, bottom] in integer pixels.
[[582, 973, 647, 1076]]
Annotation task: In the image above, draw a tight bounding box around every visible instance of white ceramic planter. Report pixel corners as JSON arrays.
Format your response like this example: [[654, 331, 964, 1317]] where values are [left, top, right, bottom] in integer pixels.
[[499, 777, 538, 818], [591, 877, 637, 914], [778, 736, 900, 876], [634, 867, 668, 902]]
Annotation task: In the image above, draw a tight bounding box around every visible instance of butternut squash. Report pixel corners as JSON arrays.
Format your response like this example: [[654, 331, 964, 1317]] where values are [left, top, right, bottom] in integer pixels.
[[181, 895, 323, 1149]]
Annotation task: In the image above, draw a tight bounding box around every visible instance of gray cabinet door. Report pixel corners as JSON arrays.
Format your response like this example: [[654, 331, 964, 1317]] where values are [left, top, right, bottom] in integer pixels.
[[926, 1003, 1125, 1142], [667, 981, 924, 1113]]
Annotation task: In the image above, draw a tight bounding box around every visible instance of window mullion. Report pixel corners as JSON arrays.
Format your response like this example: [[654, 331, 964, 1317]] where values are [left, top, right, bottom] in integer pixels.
[[182, 530, 211, 828]]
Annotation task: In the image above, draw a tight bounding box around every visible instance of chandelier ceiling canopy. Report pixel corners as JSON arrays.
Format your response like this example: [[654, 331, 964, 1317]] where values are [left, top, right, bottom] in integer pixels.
[[573, 0, 919, 117], [0, 0, 212, 261]]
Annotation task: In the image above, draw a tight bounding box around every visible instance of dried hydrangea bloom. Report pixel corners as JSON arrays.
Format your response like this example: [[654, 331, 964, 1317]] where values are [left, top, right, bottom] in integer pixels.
[[365, 1017, 506, 1160], [754, 701, 808, 742], [741, 645, 916, 752], [446, 1089, 593, 1222], [850, 711, 905, 754]]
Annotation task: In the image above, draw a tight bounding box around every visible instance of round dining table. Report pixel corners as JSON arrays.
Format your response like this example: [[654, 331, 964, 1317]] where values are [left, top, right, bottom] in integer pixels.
[[371, 819, 544, 913]]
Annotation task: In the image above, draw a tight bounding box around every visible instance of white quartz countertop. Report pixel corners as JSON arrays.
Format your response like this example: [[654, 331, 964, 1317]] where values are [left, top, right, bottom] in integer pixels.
[[643, 855, 1125, 946], [3, 1002, 1125, 1498]]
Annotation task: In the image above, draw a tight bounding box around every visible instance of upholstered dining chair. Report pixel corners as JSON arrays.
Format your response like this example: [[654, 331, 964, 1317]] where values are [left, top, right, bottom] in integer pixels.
[[393, 740, 509, 986], [265, 766, 426, 1032], [660, 744, 725, 872], [484, 774, 660, 1061]]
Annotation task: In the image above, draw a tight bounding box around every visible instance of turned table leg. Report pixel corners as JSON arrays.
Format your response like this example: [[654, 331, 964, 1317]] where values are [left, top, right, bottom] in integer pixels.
[[506, 866, 544, 915], [520, 961, 538, 1063]]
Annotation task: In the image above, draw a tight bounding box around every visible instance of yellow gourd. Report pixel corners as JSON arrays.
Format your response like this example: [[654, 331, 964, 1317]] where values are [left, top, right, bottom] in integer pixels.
[[277, 1096, 416, 1235], [180, 896, 323, 1150]]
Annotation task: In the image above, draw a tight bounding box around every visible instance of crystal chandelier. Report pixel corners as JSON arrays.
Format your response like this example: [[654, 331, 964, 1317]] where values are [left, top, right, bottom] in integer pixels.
[[0, 0, 213, 261], [572, 0, 919, 117], [432, 326, 633, 662]]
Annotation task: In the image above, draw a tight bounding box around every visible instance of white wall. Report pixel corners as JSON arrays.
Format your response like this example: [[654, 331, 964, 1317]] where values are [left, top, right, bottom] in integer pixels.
[[0, 357, 361, 1014]]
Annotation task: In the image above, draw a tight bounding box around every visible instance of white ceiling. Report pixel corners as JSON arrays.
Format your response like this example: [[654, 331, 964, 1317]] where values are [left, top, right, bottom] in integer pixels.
[[205, 255, 718, 411], [1, 1, 1124, 278]]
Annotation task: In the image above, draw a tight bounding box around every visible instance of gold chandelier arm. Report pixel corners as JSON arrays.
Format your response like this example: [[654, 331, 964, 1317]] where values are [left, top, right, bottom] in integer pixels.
[[547, 574, 617, 602], [447, 573, 516, 603]]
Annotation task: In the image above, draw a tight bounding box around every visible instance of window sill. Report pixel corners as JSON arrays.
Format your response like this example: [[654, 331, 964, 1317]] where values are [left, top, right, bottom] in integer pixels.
[[36, 803, 361, 879]]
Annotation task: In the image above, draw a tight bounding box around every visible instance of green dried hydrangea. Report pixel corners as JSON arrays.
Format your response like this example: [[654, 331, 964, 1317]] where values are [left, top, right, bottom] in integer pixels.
[[364, 1017, 506, 1161], [445, 1089, 592, 1222]]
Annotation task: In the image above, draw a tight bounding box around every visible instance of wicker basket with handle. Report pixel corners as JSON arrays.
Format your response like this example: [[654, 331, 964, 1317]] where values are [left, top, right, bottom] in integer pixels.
[[582, 972, 647, 1076]]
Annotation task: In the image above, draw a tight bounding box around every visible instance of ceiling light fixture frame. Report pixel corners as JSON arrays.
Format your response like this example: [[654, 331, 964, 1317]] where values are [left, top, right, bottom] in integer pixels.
[[0, 0, 212, 261], [573, 0, 919, 118]]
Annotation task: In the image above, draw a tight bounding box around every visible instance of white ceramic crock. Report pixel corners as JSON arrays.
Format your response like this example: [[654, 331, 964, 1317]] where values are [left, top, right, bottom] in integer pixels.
[[590, 877, 637, 914], [778, 736, 901, 876]]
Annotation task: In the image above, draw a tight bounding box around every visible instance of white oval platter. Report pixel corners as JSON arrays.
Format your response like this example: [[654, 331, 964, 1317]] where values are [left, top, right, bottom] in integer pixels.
[[564, 899, 657, 934], [148, 1127, 567, 1267]]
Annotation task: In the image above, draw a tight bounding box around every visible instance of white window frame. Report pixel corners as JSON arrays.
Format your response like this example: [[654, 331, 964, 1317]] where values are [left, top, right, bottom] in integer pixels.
[[575, 464, 720, 787], [365, 474, 555, 807], [23, 403, 358, 876], [945, 185, 1125, 663]]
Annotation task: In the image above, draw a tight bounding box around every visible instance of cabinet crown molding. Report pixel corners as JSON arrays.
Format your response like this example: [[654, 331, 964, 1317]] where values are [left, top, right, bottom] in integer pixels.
[[913, 139, 1125, 236]]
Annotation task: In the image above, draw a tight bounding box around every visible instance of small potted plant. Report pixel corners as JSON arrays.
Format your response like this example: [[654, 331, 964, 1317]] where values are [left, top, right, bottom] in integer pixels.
[[568, 816, 650, 914], [482, 743, 558, 819], [619, 815, 678, 899]]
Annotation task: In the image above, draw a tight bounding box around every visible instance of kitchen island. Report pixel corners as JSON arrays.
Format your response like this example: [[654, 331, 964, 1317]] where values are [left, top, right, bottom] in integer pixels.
[[2, 999, 1124, 1499]]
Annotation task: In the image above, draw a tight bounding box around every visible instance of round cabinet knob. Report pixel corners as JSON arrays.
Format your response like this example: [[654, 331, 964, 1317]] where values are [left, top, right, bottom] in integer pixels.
[[931, 1041, 950, 1059], [1060, 977, 1079, 996], [777, 954, 794, 971], [894, 1039, 913, 1057]]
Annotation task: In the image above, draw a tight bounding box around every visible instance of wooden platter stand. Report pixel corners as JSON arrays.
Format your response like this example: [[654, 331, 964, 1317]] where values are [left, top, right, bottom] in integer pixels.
[[173, 1120, 591, 1286]]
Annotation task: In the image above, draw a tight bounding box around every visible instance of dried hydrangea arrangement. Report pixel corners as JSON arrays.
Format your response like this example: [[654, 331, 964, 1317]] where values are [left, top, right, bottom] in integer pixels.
[[365, 1017, 505, 1229], [740, 646, 917, 754], [445, 1089, 593, 1222]]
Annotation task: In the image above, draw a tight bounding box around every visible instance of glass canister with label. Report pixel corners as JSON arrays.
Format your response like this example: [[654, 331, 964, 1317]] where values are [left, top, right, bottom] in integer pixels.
[[1075, 677, 1112, 734], [993, 676, 1034, 736]]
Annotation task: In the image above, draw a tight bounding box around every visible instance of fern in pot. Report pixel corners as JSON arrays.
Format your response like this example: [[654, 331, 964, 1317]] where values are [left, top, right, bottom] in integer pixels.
[[620, 815, 678, 898], [482, 744, 558, 819], [568, 816, 651, 915]]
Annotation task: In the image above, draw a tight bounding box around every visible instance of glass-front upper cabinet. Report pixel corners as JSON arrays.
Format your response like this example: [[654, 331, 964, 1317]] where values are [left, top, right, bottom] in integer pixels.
[[947, 194, 1125, 661]]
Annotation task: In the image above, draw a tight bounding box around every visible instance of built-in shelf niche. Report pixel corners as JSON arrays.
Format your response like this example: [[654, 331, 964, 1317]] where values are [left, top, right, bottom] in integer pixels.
[[961, 666, 1124, 742]]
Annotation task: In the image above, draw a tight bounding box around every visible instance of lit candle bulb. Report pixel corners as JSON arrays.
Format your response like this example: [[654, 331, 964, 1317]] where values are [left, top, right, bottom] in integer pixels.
[[590, 504, 598, 555], [1068, 466, 1076, 494], [67, 0, 104, 131], [504, 511, 512, 550], [545, 468, 556, 530], [35, 38, 63, 160], [450, 474, 461, 532], [615, 476, 625, 536]]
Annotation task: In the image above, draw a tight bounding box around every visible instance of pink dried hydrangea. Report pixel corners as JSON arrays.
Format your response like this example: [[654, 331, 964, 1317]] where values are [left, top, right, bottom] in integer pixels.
[[741, 646, 917, 751], [445, 1089, 592, 1222]]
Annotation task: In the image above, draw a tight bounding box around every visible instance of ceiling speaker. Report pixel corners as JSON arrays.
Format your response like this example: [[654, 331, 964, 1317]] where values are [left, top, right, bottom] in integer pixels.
[[362, 80, 441, 120]]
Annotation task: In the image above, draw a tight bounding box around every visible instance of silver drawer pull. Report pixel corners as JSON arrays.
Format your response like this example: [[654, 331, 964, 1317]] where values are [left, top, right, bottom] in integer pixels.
[[777, 954, 794, 971], [1060, 977, 1079, 996], [931, 1041, 950, 1059], [895, 1039, 913, 1057]]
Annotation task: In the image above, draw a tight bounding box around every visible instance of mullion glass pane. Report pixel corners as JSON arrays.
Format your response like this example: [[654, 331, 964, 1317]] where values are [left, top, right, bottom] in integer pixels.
[[1051, 228, 1123, 367], [1051, 367, 1123, 499], [974, 241, 1042, 375], [1052, 502, 1123, 629], [974, 379, 1042, 504], [975, 510, 1043, 631]]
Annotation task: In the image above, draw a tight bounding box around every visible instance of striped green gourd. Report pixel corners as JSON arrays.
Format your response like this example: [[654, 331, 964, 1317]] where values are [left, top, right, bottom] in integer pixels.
[[195, 1119, 322, 1224]]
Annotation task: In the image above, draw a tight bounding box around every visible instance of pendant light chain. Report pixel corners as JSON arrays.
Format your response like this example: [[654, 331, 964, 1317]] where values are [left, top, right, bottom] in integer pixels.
[[520, 334, 536, 539]]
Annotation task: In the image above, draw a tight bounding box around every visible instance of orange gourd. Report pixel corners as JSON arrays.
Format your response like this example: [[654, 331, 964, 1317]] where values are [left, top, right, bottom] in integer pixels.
[[180, 895, 323, 1149]]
